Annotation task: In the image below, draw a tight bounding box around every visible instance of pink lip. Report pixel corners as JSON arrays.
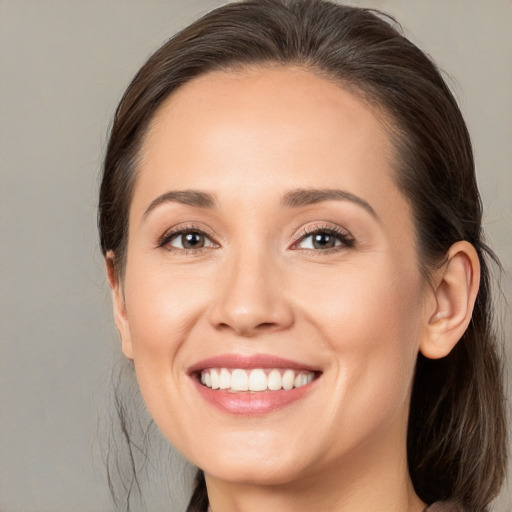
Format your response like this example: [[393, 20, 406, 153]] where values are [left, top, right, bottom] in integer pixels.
[[192, 380, 317, 415], [188, 353, 322, 416], [188, 353, 321, 373]]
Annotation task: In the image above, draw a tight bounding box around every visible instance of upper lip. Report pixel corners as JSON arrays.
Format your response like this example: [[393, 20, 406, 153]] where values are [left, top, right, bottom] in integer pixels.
[[188, 353, 322, 374]]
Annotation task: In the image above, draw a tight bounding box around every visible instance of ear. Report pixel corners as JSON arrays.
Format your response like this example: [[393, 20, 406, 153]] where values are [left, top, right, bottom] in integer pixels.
[[105, 251, 134, 360], [420, 241, 480, 359]]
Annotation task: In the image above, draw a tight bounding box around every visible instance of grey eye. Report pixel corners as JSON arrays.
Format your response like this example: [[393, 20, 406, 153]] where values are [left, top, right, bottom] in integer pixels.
[[298, 232, 342, 250]]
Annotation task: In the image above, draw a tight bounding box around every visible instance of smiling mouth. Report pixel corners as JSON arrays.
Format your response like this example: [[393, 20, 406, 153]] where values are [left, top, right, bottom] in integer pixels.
[[190, 355, 322, 414], [198, 368, 317, 393]]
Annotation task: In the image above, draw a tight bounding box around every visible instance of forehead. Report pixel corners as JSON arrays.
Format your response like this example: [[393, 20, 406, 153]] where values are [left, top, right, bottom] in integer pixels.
[[134, 65, 410, 227]]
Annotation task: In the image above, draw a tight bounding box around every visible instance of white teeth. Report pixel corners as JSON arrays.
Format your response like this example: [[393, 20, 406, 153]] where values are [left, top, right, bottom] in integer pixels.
[[219, 368, 231, 389], [282, 369, 294, 390], [231, 369, 249, 391], [248, 369, 267, 391], [199, 368, 316, 392], [267, 369, 282, 390], [210, 369, 220, 390]]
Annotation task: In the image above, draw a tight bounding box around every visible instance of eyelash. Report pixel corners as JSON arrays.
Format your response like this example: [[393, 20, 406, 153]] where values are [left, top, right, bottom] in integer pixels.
[[158, 223, 218, 255], [292, 224, 355, 254], [158, 223, 355, 255]]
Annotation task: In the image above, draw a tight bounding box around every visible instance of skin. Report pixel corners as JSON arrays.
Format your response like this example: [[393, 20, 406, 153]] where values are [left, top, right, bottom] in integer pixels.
[[107, 66, 480, 512]]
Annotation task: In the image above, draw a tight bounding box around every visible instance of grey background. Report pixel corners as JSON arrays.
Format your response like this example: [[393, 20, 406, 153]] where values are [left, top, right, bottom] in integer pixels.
[[1, 1, 510, 511]]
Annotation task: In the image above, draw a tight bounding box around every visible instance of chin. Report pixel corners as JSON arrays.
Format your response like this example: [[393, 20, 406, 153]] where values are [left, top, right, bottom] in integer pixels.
[[185, 432, 313, 486], [203, 458, 306, 486]]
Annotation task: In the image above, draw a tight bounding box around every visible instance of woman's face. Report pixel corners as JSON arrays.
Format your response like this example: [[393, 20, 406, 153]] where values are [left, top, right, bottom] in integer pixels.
[[113, 66, 431, 486]]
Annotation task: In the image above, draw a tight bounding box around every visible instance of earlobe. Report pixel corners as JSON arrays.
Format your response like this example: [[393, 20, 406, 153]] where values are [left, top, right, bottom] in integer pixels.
[[105, 252, 134, 360], [420, 241, 480, 360]]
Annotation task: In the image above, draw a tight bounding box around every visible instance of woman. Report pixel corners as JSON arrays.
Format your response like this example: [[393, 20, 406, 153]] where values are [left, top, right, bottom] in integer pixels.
[[98, 0, 507, 510]]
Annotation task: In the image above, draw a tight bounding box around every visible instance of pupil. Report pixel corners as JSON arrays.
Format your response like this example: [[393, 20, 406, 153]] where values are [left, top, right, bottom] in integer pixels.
[[183, 232, 204, 249], [313, 233, 334, 249]]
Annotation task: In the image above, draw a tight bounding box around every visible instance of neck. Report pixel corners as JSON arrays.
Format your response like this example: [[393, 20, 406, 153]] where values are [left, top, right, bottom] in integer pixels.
[[204, 413, 425, 512]]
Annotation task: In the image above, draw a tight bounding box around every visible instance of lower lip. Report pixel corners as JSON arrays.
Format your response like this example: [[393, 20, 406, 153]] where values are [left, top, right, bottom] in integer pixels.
[[191, 378, 317, 415]]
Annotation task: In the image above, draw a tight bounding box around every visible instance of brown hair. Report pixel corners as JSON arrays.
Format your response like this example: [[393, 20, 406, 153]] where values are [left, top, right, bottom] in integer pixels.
[[98, 1, 507, 510]]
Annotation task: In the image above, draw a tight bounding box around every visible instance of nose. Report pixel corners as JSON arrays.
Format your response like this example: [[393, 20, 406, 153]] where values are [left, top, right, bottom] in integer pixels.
[[207, 248, 294, 338]]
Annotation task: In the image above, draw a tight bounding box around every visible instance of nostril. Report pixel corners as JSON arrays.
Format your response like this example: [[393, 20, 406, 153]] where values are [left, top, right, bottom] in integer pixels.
[[258, 322, 277, 329], [214, 321, 277, 336]]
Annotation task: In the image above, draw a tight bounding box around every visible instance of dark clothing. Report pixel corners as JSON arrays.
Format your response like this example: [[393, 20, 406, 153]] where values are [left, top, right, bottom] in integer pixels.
[[425, 502, 465, 512]]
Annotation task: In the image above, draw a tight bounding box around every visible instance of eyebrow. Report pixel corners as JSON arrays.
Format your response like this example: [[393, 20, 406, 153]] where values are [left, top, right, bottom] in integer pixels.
[[282, 188, 377, 218], [142, 187, 377, 220], [143, 190, 216, 220]]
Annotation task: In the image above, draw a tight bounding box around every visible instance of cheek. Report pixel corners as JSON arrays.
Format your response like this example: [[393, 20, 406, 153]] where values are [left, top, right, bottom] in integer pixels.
[[303, 258, 423, 347], [121, 261, 208, 433], [300, 260, 424, 418], [124, 260, 208, 356]]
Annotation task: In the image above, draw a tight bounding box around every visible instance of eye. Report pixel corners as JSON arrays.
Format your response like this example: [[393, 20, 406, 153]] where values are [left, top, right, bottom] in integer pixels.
[[159, 226, 217, 252], [293, 225, 355, 251]]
